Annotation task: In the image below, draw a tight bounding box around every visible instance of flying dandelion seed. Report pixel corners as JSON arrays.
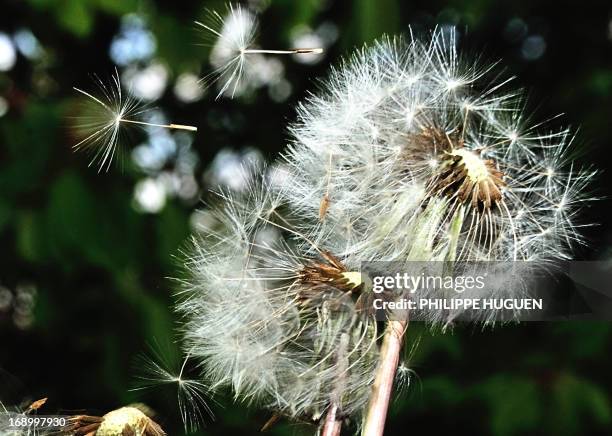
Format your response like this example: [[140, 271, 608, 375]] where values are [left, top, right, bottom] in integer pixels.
[[130, 346, 213, 433], [72, 70, 197, 172], [197, 3, 323, 98]]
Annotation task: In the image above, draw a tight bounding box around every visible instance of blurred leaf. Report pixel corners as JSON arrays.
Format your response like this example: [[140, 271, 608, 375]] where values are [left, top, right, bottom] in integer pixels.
[[44, 171, 108, 269], [95, 0, 138, 15], [475, 375, 541, 436], [16, 211, 47, 263], [554, 322, 612, 358], [352, 0, 400, 44], [156, 202, 190, 271], [551, 373, 612, 434], [0, 102, 56, 197], [588, 70, 612, 96], [56, 0, 94, 37]]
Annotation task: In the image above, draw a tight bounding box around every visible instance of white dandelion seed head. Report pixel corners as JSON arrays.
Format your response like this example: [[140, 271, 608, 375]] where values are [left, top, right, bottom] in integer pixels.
[[281, 30, 596, 323], [177, 177, 381, 426], [179, 28, 597, 428]]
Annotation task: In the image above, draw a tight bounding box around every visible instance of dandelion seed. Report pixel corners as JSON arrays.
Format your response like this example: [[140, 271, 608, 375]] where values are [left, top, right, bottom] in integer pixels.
[[131, 345, 213, 433], [72, 70, 197, 172], [197, 3, 323, 98]]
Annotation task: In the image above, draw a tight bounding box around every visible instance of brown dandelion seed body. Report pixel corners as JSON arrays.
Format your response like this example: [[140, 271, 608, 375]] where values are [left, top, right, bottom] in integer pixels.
[[435, 148, 505, 209], [413, 126, 505, 209], [319, 194, 330, 221], [25, 397, 47, 413], [298, 252, 362, 308]]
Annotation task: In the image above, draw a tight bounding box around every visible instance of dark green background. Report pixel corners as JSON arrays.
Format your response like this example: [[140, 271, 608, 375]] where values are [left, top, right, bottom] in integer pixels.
[[1, 0, 611, 434]]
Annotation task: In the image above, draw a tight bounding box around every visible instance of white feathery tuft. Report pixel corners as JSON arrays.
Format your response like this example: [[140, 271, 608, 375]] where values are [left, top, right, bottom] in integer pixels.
[[197, 3, 323, 99], [72, 70, 197, 172], [281, 30, 596, 323], [176, 174, 380, 425]]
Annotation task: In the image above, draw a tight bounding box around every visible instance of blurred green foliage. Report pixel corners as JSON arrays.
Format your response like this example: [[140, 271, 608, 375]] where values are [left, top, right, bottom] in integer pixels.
[[1, 0, 612, 435]]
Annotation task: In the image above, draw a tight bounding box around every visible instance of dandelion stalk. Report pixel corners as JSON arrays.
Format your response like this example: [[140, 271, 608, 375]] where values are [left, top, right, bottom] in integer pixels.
[[362, 319, 407, 436], [321, 330, 350, 436], [321, 404, 342, 436]]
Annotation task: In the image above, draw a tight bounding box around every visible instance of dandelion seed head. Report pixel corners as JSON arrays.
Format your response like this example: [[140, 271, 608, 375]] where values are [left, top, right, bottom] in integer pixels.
[[281, 30, 596, 323], [177, 178, 380, 425]]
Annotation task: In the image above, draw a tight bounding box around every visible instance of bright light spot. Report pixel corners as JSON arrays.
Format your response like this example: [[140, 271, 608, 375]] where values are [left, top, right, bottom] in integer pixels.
[[174, 73, 205, 103], [110, 14, 156, 66], [508, 131, 518, 142], [0, 286, 12, 311], [557, 198, 566, 210], [445, 79, 461, 90], [190, 209, 218, 233], [504, 17, 528, 43], [252, 56, 284, 87], [204, 148, 263, 192], [462, 101, 474, 111], [0, 33, 17, 71], [0, 97, 8, 117], [317, 21, 339, 45], [269, 78, 292, 102], [132, 132, 177, 171], [428, 158, 438, 168], [123, 62, 168, 101], [521, 35, 546, 61], [405, 109, 415, 124], [176, 175, 199, 200], [406, 75, 420, 85], [13, 29, 43, 60], [134, 178, 166, 213], [546, 167, 555, 178], [291, 31, 325, 65]]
